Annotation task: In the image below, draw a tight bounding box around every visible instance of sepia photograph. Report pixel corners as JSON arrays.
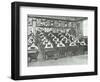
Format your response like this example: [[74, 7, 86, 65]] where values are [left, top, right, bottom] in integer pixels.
[[27, 15, 88, 67]]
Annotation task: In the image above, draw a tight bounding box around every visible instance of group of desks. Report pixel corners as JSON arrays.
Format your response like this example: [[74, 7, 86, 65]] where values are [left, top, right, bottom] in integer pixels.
[[28, 31, 88, 62]]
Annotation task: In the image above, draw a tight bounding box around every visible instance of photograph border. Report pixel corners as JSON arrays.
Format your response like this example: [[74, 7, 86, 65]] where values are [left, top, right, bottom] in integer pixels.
[[11, 1, 98, 80]]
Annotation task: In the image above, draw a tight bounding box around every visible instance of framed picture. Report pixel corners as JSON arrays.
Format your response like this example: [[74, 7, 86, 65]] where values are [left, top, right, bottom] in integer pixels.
[[11, 1, 98, 80]]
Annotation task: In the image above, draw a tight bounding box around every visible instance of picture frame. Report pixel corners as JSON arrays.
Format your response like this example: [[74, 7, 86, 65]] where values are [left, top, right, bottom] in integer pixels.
[[11, 1, 98, 80]]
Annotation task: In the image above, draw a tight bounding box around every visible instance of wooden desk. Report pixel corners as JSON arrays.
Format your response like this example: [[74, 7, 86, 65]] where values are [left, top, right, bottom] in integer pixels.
[[28, 49, 39, 62], [42, 48, 57, 60], [56, 47, 66, 58]]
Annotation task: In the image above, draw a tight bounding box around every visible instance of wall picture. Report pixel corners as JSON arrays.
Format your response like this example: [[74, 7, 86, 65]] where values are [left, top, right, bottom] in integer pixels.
[[11, 2, 98, 80]]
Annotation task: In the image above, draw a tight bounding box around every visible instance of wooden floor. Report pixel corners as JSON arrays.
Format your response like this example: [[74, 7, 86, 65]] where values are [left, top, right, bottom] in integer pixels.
[[28, 54, 88, 67]]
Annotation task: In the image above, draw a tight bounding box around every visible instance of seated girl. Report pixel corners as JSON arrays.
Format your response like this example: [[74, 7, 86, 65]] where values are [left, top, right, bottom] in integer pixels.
[[42, 39, 48, 45], [41, 37, 46, 42], [80, 40, 86, 46], [28, 43, 38, 50], [69, 42, 77, 46], [59, 34, 64, 38], [61, 36, 67, 42], [56, 41, 65, 47], [52, 37, 58, 41], [44, 41, 53, 48], [65, 33, 70, 39], [65, 39, 71, 43], [58, 32, 62, 36]]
